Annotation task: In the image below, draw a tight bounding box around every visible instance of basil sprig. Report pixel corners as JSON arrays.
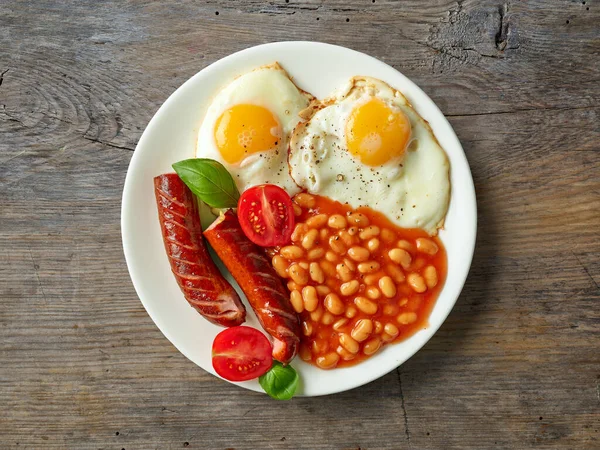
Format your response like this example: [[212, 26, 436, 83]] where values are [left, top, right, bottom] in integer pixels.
[[259, 361, 299, 400], [172, 158, 240, 208]]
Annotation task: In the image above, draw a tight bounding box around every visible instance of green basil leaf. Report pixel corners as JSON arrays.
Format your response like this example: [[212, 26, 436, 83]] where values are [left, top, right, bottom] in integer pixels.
[[172, 158, 240, 208], [259, 361, 299, 400]]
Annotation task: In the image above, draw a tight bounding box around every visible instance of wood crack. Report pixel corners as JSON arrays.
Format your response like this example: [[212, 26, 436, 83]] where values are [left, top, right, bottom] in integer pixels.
[[572, 252, 599, 290], [82, 135, 135, 151], [242, 3, 321, 15], [0, 68, 9, 88], [495, 4, 509, 50], [445, 105, 597, 118], [0, 104, 26, 127], [397, 368, 412, 448]]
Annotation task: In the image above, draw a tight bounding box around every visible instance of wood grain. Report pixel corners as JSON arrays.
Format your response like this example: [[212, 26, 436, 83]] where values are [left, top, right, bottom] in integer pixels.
[[1, 1, 598, 449]]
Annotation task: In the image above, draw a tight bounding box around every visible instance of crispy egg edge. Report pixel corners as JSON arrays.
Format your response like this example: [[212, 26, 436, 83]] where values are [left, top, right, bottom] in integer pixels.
[[288, 76, 452, 235]]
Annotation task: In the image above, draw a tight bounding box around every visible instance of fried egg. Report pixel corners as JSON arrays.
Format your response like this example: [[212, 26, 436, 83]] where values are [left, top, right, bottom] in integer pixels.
[[288, 77, 450, 235], [196, 63, 312, 195]]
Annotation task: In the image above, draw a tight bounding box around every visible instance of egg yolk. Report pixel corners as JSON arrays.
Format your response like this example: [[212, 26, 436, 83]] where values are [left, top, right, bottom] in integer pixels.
[[214, 104, 281, 164], [345, 99, 411, 166]]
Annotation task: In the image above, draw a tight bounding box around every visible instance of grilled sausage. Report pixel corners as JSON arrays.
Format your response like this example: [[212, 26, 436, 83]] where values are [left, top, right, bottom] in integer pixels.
[[154, 174, 246, 327], [204, 210, 301, 363]]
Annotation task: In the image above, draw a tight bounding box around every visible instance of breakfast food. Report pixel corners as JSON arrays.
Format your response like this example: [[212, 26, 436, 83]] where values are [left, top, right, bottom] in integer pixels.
[[288, 77, 450, 235], [204, 210, 301, 364], [154, 174, 246, 327], [196, 63, 313, 196], [212, 326, 273, 381], [237, 184, 295, 247], [271, 193, 446, 369], [157, 62, 453, 393]]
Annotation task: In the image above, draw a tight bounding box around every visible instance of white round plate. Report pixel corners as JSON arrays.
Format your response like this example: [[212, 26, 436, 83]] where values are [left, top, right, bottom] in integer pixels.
[[121, 41, 477, 397]]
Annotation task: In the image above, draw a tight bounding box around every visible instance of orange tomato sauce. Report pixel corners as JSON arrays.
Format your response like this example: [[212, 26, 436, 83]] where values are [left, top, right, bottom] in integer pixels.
[[271, 194, 447, 369]]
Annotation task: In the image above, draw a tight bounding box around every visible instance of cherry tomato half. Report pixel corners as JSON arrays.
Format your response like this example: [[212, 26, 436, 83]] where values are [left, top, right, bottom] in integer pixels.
[[237, 184, 295, 247], [212, 326, 273, 382]]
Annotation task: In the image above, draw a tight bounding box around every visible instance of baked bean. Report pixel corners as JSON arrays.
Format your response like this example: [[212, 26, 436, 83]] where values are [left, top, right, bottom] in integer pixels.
[[306, 214, 328, 229], [302, 320, 313, 336], [302, 229, 319, 250], [413, 257, 427, 270], [359, 226, 380, 240], [312, 339, 328, 354], [299, 262, 309, 270], [345, 304, 358, 318], [329, 235, 346, 254], [347, 226, 359, 236], [294, 193, 315, 208], [328, 214, 347, 229], [424, 265, 438, 288], [396, 239, 414, 251], [336, 346, 356, 361], [354, 296, 378, 315], [374, 320, 383, 334], [333, 318, 349, 331], [272, 255, 289, 278], [388, 248, 412, 269], [320, 260, 337, 278], [324, 293, 345, 315], [321, 312, 335, 325], [384, 323, 399, 337], [336, 263, 353, 282], [366, 286, 381, 300], [351, 318, 373, 342], [347, 246, 370, 262], [309, 262, 325, 284], [307, 247, 325, 260], [364, 273, 381, 285], [397, 312, 418, 324], [358, 261, 381, 274], [287, 280, 301, 292], [398, 297, 409, 307], [339, 230, 356, 247], [316, 352, 339, 369], [363, 337, 382, 355], [379, 276, 397, 298], [380, 228, 396, 243], [340, 280, 360, 296], [407, 273, 427, 293], [339, 333, 359, 354], [385, 264, 406, 283], [381, 332, 395, 342], [290, 290, 304, 313], [319, 228, 329, 241], [292, 203, 302, 217], [281, 245, 304, 260], [291, 223, 308, 242], [367, 238, 380, 253], [299, 344, 311, 361], [316, 285, 331, 296], [325, 250, 339, 262], [347, 212, 369, 227], [302, 286, 319, 312], [416, 238, 438, 255], [383, 304, 398, 316], [343, 257, 356, 272], [310, 306, 324, 322]]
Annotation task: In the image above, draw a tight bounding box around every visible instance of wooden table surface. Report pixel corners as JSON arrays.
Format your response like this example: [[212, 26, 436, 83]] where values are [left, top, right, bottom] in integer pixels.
[[1, 1, 598, 449]]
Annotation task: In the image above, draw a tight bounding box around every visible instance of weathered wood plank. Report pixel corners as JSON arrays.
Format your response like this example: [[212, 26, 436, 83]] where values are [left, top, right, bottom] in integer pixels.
[[1, 0, 598, 449]]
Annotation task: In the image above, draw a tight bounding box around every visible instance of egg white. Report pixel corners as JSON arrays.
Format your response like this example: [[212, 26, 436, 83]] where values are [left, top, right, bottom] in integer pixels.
[[288, 77, 450, 235], [196, 63, 311, 195]]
